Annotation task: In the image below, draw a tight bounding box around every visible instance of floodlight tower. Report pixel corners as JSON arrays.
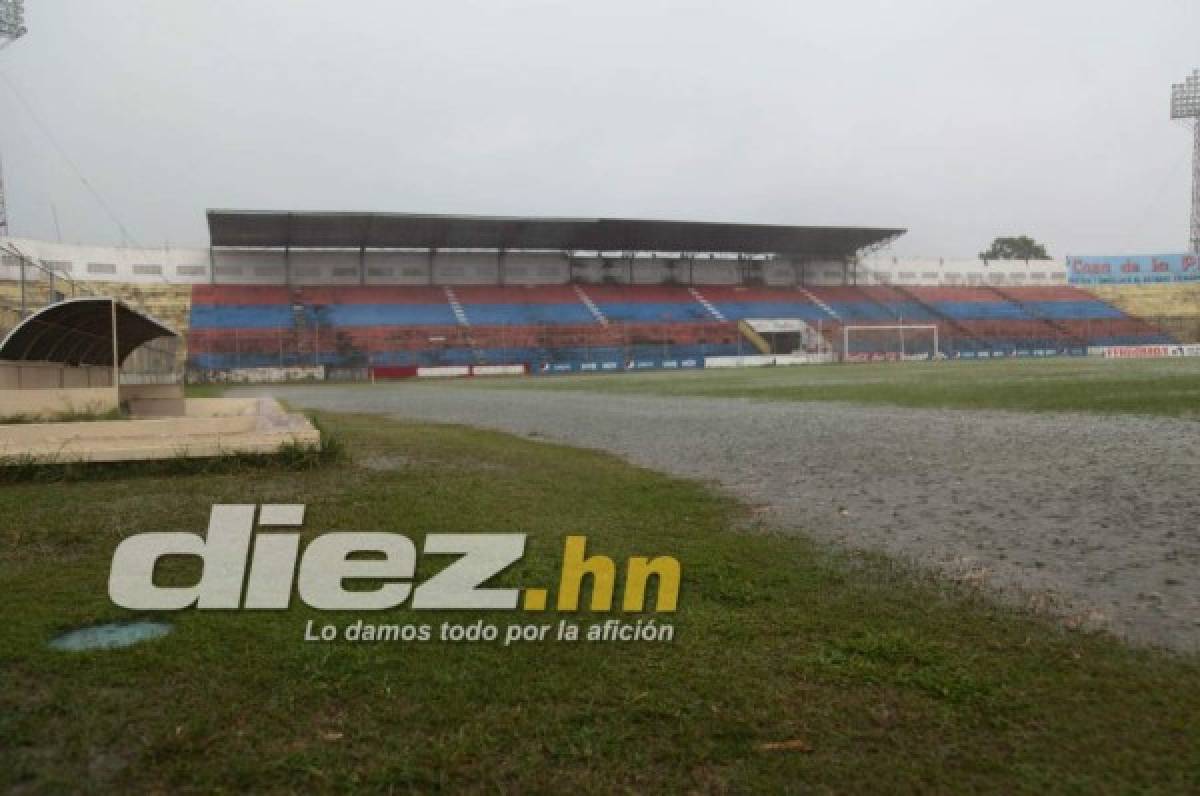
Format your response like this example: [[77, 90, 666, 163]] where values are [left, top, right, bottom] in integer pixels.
[[1171, 69, 1200, 253], [0, 0, 28, 238]]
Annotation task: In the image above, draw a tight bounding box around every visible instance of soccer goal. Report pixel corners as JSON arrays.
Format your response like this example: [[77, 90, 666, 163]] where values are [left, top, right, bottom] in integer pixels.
[[840, 324, 940, 362]]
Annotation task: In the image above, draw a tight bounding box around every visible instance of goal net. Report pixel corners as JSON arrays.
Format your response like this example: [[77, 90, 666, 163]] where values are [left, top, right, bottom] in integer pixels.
[[840, 324, 940, 362]]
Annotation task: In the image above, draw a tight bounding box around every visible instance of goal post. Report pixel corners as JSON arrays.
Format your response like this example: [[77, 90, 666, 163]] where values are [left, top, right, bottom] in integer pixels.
[[840, 324, 940, 362]]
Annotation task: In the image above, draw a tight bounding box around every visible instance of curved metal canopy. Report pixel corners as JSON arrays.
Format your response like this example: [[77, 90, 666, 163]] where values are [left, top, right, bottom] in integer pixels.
[[0, 298, 178, 367]]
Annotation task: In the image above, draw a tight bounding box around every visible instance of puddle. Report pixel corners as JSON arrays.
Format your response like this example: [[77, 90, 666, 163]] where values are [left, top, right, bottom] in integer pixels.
[[360, 453, 508, 473], [49, 620, 173, 651], [360, 453, 416, 471]]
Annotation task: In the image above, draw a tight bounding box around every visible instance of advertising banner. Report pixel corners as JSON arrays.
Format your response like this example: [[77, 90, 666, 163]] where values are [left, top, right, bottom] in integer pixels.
[[1066, 253, 1200, 284], [1089, 344, 1200, 359], [745, 318, 810, 333]]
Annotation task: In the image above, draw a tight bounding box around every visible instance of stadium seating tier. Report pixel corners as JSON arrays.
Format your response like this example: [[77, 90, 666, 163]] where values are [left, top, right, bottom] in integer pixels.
[[184, 282, 1175, 369]]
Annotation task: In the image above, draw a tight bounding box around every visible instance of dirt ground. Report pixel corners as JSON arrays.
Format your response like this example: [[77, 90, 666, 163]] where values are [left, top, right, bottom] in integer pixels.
[[248, 383, 1200, 652]]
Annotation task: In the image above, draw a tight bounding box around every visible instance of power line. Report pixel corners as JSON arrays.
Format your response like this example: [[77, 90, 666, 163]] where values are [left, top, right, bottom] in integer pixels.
[[0, 68, 141, 247]]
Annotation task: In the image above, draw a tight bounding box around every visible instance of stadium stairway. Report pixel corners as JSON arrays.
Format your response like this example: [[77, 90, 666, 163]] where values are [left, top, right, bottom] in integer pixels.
[[452, 285, 596, 326], [871, 284, 996, 354], [981, 286, 1086, 347], [582, 285, 715, 324], [573, 285, 609, 325], [694, 286, 831, 324], [687, 287, 727, 321], [998, 286, 1168, 347]]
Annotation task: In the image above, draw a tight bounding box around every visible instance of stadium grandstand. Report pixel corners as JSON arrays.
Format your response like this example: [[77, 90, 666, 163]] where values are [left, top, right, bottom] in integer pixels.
[[1, 211, 1197, 380]]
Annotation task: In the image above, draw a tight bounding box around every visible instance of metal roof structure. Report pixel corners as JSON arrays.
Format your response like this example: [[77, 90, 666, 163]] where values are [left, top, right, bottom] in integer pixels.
[[207, 210, 905, 257], [0, 298, 178, 366]]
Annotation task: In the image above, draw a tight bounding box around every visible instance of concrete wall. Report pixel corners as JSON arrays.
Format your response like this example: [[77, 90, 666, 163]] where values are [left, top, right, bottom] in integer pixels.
[[858, 255, 1069, 286], [0, 361, 114, 389], [210, 250, 286, 284], [1, 235, 1071, 288], [0, 387, 117, 417], [0, 361, 117, 418], [0, 376, 186, 419], [2, 236, 212, 285]]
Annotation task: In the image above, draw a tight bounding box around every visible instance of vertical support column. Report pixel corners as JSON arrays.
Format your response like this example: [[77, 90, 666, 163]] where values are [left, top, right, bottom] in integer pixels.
[[18, 253, 26, 317], [110, 298, 120, 408], [498, 248, 507, 286], [428, 248, 436, 286], [284, 212, 294, 288], [359, 245, 367, 286], [0, 154, 8, 238]]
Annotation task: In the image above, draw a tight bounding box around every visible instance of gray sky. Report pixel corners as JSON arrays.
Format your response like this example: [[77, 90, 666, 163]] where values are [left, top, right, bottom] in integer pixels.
[[1, 0, 1198, 257]]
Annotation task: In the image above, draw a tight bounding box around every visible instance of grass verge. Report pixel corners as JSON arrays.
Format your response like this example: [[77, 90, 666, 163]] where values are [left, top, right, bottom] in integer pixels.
[[1, 412, 1198, 792]]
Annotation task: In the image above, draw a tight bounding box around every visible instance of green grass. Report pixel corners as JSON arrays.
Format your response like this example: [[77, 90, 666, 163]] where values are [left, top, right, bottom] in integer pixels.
[[2, 413, 1199, 792], [457, 357, 1200, 417], [183, 383, 229, 399], [0, 406, 127, 425]]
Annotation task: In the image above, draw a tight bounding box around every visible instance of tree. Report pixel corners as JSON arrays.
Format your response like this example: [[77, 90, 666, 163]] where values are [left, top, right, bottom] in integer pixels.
[[979, 236, 1050, 261]]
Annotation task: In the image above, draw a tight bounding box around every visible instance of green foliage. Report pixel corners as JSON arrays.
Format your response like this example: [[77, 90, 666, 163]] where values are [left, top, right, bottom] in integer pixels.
[[0, 407, 126, 425], [980, 235, 1050, 261]]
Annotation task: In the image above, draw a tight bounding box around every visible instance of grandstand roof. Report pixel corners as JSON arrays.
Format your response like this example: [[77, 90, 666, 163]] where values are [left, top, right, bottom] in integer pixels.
[[0, 298, 178, 367], [207, 210, 904, 257]]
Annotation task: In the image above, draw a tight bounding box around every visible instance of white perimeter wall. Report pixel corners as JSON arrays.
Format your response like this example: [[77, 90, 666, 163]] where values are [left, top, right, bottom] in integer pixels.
[[858, 255, 1069, 287], [1, 236, 1068, 287], [1, 237, 212, 284]]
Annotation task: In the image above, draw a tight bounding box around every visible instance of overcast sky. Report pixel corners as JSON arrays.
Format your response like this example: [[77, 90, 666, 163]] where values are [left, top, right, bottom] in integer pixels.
[[1, 0, 1198, 257]]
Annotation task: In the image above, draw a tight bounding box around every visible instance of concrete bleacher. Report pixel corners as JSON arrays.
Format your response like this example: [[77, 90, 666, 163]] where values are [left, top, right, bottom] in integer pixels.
[[0, 278, 1148, 370], [454, 285, 595, 326], [185, 282, 1175, 370], [1086, 283, 1200, 343], [582, 285, 715, 323], [188, 285, 742, 369], [842, 285, 1168, 352], [696, 286, 828, 322]]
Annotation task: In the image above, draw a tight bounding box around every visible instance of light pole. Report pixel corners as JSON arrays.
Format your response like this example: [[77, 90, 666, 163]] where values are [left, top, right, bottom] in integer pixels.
[[0, 0, 27, 238], [0, 0, 25, 44], [1170, 69, 1200, 252]]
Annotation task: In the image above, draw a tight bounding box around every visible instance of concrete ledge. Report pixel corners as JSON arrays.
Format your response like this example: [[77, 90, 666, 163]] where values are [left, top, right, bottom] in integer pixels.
[[0, 397, 320, 464]]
